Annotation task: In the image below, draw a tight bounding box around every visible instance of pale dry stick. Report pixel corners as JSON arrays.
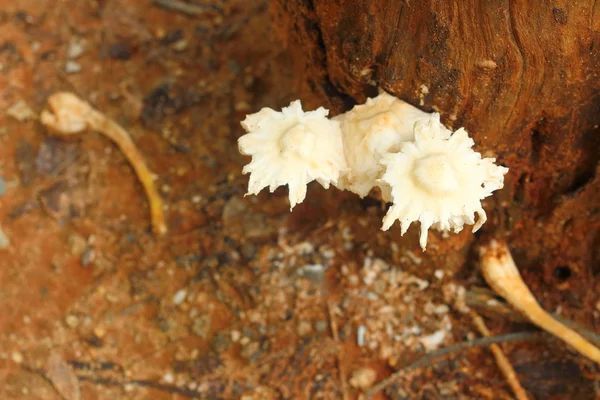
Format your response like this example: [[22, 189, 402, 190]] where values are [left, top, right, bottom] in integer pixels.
[[480, 240, 600, 364], [470, 312, 529, 400], [327, 301, 350, 400], [41, 92, 167, 236]]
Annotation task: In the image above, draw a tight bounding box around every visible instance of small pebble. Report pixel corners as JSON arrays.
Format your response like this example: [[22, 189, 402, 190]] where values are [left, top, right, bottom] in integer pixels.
[[191, 195, 203, 204], [239, 336, 250, 346], [297, 320, 312, 337], [297, 264, 326, 284], [172, 39, 188, 52], [104, 292, 118, 303], [420, 330, 446, 351], [11, 352, 24, 364], [349, 367, 377, 389], [192, 314, 211, 338], [68, 233, 87, 256], [0, 177, 5, 196], [7, 100, 36, 121], [348, 274, 359, 286], [162, 372, 174, 384], [357, 325, 367, 347], [0, 225, 9, 249], [67, 38, 86, 59], [93, 327, 106, 338], [65, 314, 79, 328], [173, 289, 187, 305], [240, 341, 260, 361], [64, 61, 82, 74], [81, 248, 95, 266], [314, 320, 328, 333]]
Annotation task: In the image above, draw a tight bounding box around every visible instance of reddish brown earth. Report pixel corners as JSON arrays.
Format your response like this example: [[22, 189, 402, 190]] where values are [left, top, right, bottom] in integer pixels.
[[0, 1, 599, 399]]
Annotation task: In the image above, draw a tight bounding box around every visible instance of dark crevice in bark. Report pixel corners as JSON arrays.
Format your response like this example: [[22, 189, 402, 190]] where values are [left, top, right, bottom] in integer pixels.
[[564, 163, 598, 197], [561, 114, 600, 198], [304, 0, 357, 111], [529, 129, 542, 163], [505, 0, 526, 128]]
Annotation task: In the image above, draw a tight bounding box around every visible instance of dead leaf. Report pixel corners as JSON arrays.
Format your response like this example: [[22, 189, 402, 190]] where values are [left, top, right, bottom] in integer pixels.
[[46, 353, 81, 400]]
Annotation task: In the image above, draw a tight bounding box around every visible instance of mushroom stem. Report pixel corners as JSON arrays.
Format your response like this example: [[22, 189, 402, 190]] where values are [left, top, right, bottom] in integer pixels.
[[41, 92, 167, 236], [480, 240, 600, 364]]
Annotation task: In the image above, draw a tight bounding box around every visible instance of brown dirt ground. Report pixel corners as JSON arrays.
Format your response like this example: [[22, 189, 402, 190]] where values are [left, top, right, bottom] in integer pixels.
[[0, 1, 599, 399]]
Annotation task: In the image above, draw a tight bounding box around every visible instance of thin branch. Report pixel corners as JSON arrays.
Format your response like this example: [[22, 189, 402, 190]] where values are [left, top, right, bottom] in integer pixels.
[[365, 331, 543, 399], [152, 0, 223, 17], [327, 301, 349, 400]]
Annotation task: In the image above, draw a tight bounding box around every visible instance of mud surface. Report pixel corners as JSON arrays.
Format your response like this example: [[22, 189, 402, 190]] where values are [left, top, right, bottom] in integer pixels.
[[1, 1, 599, 399]]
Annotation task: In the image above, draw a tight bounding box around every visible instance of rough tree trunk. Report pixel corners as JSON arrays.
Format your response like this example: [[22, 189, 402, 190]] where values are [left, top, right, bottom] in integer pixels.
[[273, 1, 600, 320]]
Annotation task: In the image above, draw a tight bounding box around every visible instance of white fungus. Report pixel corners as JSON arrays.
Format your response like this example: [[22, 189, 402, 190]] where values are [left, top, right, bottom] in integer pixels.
[[238, 100, 346, 209], [334, 91, 448, 201], [238, 91, 508, 251], [379, 116, 508, 250]]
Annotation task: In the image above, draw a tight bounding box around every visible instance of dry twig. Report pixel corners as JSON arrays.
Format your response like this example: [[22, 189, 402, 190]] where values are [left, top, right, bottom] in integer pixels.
[[152, 0, 222, 17], [470, 312, 528, 400], [327, 301, 350, 400]]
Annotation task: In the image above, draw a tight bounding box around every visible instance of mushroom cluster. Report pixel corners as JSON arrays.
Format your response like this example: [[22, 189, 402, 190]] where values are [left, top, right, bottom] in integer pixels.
[[238, 91, 508, 250]]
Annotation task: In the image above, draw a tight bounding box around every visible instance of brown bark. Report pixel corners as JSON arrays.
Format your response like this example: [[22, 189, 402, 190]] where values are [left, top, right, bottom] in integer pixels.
[[273, 1, 600, 319]]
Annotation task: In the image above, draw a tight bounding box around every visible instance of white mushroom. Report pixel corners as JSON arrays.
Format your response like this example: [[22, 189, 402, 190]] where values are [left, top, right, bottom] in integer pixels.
[[380, 116, 508, 250], [239, 100, 346, 209], [334, 91, 448, 201], [41, 92, 167, 236]]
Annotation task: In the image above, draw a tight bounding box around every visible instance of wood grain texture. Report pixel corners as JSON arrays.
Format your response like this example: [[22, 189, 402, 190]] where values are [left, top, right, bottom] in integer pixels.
[[272, 0, 600, 329]]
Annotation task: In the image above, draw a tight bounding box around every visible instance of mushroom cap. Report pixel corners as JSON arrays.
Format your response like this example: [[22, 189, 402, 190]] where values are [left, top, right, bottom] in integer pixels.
[[334, 91, 449, 200], [40, 92, 92, 135], [238, 100, 347, 209], [379, 116, 508, 250]]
